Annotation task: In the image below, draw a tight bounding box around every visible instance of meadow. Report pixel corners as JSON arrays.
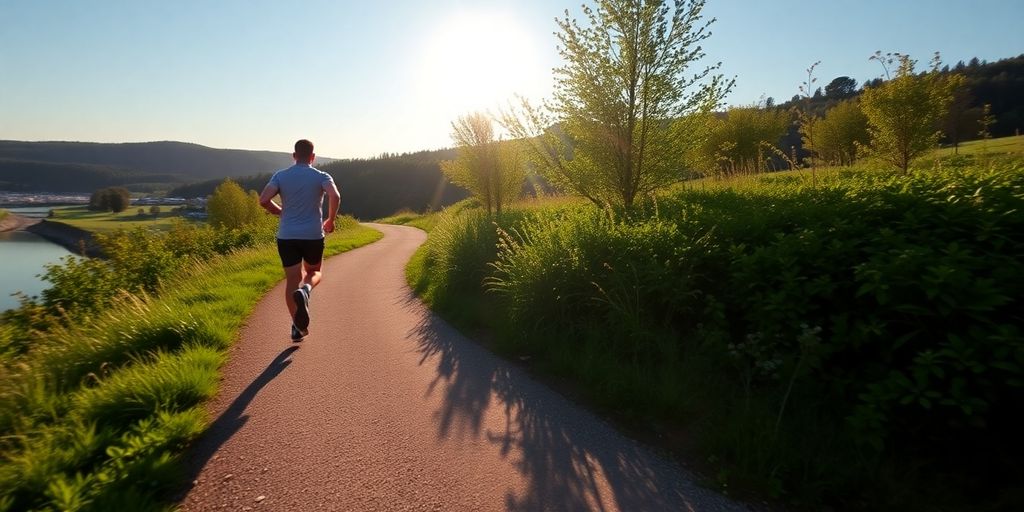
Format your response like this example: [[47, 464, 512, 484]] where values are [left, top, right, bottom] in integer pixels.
[[0, 218, 381, 511], [399, 150, 1024, 510], [47, 206, 186, 234], [931, 133, 1024, 158]]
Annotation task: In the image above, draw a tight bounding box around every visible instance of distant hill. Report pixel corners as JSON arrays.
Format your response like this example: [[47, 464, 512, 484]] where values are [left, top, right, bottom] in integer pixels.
[[0, 140, 333, 193], [168, 148, 470, 220], [0, 158, 185, 193]]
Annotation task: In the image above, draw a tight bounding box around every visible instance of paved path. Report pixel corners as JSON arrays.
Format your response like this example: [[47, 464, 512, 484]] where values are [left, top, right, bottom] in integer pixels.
[[181, 223, 751, 511]]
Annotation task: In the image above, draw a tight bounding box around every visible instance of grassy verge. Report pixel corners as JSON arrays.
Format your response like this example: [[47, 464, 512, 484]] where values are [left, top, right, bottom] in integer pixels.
[[376, 209, 441, 232], [0, 221, 381, 511], [403, 159, 1024, 511], [48, 206, 187, 233]]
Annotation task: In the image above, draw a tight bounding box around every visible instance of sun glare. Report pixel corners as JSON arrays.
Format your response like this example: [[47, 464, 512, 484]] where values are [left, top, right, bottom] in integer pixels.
[[418, 11, 548, 120]]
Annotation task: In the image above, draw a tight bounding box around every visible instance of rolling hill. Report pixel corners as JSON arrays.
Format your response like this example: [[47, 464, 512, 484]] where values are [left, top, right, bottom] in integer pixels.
[[0, 140, 328, 193]]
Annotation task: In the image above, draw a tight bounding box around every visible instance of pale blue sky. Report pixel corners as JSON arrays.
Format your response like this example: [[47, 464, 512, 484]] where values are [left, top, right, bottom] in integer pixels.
[[1, 0, 1020, 159]]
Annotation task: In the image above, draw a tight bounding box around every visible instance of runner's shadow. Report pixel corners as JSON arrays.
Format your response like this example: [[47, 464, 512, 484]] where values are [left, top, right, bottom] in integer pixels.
[[404, 292, 741, 511], [177, 346, 299, 497]]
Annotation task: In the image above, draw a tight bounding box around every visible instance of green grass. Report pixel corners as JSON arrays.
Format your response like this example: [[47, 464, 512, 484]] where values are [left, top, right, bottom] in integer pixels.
[[680, 135, 1024, 188], [376, 209, 442, 232], [0, 209, 8, 223], [48, 206, 188, 233], [406, 157, 1024, 511], [0, 221, 382, 511], [933, 134, 1024, 157]]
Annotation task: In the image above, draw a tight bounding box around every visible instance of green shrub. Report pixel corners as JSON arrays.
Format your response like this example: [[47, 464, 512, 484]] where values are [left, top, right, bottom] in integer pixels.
[[416, 161, 1024, 508], [38, 222, 272, 320]]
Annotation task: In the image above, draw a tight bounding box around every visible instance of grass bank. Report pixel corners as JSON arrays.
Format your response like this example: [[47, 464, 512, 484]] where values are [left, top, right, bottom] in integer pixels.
[[0, 219, 381, 511], [376, 209, 441, 232], [402, 158, 1024, 511]]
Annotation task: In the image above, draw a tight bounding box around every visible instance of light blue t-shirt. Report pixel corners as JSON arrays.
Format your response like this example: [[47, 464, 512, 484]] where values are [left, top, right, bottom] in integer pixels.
[[267, 164, 335, 240]]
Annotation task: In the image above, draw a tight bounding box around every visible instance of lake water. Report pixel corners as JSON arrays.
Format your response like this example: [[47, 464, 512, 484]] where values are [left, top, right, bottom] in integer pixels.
[[6, 206, 55, 218], [0, 207, 76, 312]]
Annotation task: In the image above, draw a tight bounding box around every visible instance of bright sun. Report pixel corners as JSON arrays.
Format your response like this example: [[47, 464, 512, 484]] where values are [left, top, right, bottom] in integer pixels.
[[418, 11, 548, 118]]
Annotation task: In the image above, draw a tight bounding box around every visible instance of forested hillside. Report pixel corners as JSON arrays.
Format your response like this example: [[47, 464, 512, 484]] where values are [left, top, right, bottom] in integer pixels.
[[773, 54, 1022, 130], [0, 141, 309, 193], [168, 149, 469, 220], [0, 159, 186, 193], [769, 54, 1024, 157]]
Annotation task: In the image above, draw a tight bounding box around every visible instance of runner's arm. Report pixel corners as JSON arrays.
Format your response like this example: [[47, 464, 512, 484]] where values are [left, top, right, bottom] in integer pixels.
[[323, 181, 341, 233], [259, 183, 282, 216]]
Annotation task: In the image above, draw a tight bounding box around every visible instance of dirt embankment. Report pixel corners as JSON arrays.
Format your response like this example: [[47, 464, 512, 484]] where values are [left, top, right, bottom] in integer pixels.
[[24, 220, 103, 257], [0, 212, 42, 232]]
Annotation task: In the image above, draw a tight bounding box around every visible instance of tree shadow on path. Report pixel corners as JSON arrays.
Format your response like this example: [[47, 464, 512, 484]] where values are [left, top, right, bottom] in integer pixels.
[[405, 295, 747, 512], [176, 346, 299, 498]]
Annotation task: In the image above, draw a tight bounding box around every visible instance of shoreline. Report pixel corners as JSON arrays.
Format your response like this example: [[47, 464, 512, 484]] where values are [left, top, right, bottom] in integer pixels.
[[0, 212, 43, 232], [1, 213, 102, 257], [26, 220, 103, 257]]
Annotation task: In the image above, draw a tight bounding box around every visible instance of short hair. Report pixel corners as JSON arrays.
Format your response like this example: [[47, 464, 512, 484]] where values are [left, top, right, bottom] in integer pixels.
[[294, 139, 314, 159]]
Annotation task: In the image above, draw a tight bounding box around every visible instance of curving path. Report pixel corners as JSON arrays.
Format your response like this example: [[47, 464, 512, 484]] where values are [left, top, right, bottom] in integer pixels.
[[180, 223, 752, 511]]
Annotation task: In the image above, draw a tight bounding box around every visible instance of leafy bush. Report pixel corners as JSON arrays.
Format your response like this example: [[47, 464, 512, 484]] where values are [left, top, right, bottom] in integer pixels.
[[417, 161, 1024, 508], [206, 179, 265, 229], [38, 221, 271, 320]]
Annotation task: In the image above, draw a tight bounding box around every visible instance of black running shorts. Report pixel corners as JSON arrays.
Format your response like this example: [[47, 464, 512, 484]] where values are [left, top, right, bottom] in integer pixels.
[[276, 238, 325, 268]]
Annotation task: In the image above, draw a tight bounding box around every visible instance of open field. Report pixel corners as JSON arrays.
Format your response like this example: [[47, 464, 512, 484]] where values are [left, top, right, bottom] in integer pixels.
[[934, 134, 1024, 157], [47, 205, 192, 233]]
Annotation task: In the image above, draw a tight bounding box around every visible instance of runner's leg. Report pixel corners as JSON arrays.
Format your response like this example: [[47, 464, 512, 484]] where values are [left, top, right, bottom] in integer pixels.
[[301, 239, 325, 291], [283, 263, 303, 319], [292, 239, 323, 332], [301, 260, 322, 290]]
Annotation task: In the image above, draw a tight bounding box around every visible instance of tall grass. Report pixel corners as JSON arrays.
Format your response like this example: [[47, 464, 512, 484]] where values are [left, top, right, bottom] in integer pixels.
[[0, 217, 380, 511], [376, 208, 441, 232], [408, 160, 1024, 510]]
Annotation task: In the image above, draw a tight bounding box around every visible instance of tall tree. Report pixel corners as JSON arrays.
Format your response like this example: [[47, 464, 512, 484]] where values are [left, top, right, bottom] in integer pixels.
[[861, 53, 964, 173], [502, 0, 730, 209], [88, 187, 131, 213], [942, 86, 980, 153], [440, 112, 524, 216], [824, 76, 858, 99]]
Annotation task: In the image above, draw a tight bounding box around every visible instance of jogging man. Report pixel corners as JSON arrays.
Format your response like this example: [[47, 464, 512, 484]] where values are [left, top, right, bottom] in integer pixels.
[[259, 139, 341, 341]]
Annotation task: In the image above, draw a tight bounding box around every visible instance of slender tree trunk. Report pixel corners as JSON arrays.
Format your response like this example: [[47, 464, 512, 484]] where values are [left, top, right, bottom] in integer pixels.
[[494, 145, 502, 217]]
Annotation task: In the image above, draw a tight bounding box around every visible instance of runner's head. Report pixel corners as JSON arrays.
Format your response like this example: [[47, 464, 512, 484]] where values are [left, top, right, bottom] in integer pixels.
[[293, 139, 315, 164]]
